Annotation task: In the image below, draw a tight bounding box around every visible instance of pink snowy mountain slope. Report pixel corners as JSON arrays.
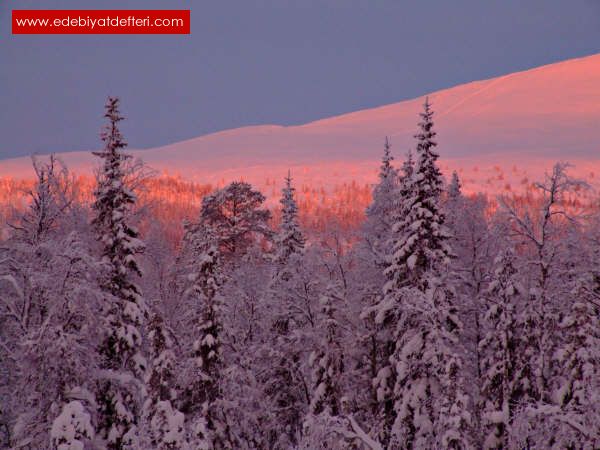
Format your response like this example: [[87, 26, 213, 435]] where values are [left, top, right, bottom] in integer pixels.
[[3, 53, 600, 193]]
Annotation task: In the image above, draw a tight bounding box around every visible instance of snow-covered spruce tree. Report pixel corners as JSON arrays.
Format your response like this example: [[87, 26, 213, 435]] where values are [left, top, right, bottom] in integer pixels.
[[375, 98, 471, 448], [260, 237, 320, 448], [448, 170, 462, 200], [397, 149, 415, 219], [177, 190, 273, 448], [444, 170, 463, 238], [478, 249, 523, 449], [351, 146, 414, 442], [542, 297, 600, 447], [92, 97, 148, 449], [300, 239, 369, 450], [50, 400, 96, 450], [308, 283, 345, 417], [369, 120, 416, 444], [357, 146, 414, 441], [364, 137, 399, 263], [444, 169, 498, 448], [300, 282, 346, 449], [180, 227, 231, 449], [143, 313, 186, 449], [273, 171, 305, 268], [361, 144, 412, 287], [384, 98, 452, 289]]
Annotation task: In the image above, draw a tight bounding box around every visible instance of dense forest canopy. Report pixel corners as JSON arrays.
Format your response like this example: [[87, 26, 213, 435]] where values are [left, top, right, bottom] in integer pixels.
[[1, 97, 599, 449]]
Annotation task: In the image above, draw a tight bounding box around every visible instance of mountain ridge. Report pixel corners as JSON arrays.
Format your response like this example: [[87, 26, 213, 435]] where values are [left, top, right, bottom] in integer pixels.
[[2, 52, 600, 193]]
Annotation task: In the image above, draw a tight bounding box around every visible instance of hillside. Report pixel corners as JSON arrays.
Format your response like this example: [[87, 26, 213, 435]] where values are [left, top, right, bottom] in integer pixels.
[[2, 53, 600, 192]]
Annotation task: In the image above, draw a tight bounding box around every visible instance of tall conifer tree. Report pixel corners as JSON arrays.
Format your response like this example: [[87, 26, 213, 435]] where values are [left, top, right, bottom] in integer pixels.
[[375, 99, 471, 448], [92, 97, 147, 449], [274, 171, 305, 267]]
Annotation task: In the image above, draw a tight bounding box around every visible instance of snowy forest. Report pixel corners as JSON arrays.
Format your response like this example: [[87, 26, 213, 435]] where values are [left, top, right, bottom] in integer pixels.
[[1, 96, 599, 450]]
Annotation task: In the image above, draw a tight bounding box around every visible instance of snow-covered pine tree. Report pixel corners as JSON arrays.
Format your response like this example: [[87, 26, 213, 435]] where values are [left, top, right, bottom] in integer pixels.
[[384, 98, 452, 289], [180, 227, 230, 449], [478, 249, 523, 449], [143, 313, 186, 449], [365, 137, 399, 262], [375, 98, 471, 449], [359, 146, 414, 443], [273, 171, 305, 268], [92, 97, 148, 449], [200, 181, 272, 261], [381, 146, 416, 268]]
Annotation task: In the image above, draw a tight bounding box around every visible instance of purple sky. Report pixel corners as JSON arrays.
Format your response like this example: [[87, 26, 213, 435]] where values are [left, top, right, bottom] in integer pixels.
[[1, 0, 600, 159]]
